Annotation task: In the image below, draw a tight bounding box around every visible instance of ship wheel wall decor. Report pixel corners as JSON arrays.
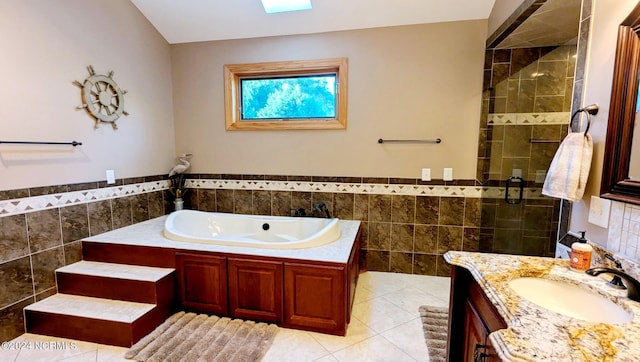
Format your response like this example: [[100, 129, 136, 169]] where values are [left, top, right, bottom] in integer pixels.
[[73, 65, 129, 129]]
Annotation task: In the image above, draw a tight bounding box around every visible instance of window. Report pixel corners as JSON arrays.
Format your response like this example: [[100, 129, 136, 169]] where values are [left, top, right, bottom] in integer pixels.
[[224, 58, 348, 130]]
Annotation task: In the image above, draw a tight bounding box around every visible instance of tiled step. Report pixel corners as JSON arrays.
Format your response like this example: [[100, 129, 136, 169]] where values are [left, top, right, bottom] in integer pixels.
[[24, 294, 170, 347], [56, 261, 175, 304]]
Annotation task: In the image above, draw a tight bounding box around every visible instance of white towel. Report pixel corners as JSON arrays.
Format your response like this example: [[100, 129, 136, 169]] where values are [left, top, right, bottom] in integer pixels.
[[542, 132, 593, 202]]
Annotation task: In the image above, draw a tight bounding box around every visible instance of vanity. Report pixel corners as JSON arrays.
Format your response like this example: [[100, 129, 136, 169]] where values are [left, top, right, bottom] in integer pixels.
[[445, 251, 640, 361]]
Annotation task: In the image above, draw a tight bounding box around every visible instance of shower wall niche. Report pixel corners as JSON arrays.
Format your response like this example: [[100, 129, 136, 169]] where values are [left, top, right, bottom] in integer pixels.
[[477, 45, 577, 257]]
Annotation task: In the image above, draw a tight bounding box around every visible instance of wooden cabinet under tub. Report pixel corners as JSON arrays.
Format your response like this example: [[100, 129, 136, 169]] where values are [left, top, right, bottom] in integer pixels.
[[228, 257, 283, 323], [173, 228, 360, 335], [176, 253, 228, 315]]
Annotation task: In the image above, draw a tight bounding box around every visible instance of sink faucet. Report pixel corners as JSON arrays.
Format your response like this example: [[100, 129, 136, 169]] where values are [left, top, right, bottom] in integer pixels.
[[603, 254, 627, 289], [586, 267, 640, 302]]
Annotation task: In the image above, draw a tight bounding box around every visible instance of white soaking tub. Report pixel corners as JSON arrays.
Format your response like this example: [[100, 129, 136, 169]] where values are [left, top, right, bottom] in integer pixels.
[[163, 209, 341, 249]]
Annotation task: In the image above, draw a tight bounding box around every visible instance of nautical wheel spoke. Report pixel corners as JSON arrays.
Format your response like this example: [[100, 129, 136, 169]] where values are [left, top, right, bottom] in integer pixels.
[[77, 66, 128, 128]]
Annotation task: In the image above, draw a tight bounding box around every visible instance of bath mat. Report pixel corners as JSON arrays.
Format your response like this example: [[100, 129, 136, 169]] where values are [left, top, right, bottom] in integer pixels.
[[125, 311, 279, 362], [419, 305, 449, 362]]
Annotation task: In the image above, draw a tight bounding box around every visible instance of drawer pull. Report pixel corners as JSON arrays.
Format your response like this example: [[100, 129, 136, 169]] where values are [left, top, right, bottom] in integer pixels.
[[474, 343, 488, 362]]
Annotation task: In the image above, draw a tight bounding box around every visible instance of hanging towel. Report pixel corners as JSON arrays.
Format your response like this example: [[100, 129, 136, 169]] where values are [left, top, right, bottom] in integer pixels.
[[542, 132, 593, 202]]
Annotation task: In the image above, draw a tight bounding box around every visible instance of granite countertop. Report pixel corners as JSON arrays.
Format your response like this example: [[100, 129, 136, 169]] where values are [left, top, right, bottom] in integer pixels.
[[445, 251, 640, 361], [83, 216, 360, 264]]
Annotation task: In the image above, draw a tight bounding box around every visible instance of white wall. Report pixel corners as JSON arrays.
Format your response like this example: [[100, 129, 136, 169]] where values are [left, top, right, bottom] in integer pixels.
[[571, 0, 640, 246], [0, 0, 175, 190], [171, 21, 487, 179]]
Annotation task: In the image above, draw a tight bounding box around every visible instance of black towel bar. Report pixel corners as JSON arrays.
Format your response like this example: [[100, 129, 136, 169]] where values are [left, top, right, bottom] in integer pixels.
[[0, 140, 82, 147]]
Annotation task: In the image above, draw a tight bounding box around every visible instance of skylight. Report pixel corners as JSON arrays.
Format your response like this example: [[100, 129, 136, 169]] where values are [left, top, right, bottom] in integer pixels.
[[260, 0, 312, 14]]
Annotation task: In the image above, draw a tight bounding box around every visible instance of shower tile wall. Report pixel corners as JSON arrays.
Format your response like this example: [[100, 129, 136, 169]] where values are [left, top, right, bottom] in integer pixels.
[[0, 177, 168, 342], [476, 45, 576, 257], [479, 45, 576, 184]]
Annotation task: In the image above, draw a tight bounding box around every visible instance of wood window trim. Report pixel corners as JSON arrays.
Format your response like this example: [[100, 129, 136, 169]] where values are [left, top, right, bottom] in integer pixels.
[[224, 58, 348, 131]]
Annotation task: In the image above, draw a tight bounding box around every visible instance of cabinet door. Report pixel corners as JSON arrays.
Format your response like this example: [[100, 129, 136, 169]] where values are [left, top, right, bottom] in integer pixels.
[[283, 263, 346, 335], [228, 258, 283, 323], [463, 300, 489, 362], [176, 253, 227, 315], [463, 299, 501, 362]]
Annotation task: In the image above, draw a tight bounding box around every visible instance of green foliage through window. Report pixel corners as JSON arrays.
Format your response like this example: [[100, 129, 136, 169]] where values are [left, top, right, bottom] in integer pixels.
[[240, 75, 337, 120]]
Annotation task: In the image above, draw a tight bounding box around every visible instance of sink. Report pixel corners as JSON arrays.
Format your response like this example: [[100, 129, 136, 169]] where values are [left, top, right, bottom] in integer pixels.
[[508, 277, 633, 324]]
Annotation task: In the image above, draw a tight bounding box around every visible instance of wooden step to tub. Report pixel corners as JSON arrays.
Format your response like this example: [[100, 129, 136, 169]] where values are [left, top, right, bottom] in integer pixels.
[[24, 294, 169, 347], [24, 261, 176, 347], [56, 261, 175, 304]]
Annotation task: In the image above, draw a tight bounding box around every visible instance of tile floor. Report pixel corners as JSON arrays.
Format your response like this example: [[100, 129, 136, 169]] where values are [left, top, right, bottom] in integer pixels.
[[0, 271, 450, 362]]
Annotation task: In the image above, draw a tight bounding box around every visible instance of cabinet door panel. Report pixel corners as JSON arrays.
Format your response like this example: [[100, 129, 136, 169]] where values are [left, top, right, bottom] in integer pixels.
[[176, 253, 227, 315], [228, 258, 282, 322], [284, 263, 346, 335], [463, 300, 489, 362]]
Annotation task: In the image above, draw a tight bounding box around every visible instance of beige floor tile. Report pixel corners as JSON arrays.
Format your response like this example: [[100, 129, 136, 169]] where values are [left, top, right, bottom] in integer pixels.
[[262, 327, 331, 362], [382, 286, 448, 314], [96, 344, 129, 361], [411, 276, 451, 301], [381, 317, 430, 362], [5, 333, 96, 362], [308, 317, 376, 353], [352, 297, 416, 333], [0, 347, 19, 362], [331, 334, 416, 362], [313, 355, 339, 362], [357, 272, 413, 296], [352, 283, 378, 304]]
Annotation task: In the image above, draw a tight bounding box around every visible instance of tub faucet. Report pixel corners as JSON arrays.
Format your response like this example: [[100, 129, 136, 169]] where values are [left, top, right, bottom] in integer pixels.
[[313, 203, 331, 218], [586, 267, 640, 302], [292, 208, 307, 217]]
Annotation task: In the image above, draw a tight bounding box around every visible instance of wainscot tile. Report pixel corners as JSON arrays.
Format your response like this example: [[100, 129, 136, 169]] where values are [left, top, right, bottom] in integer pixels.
[[31, 247, 65, 293], [0, 297, 34, 342], [61, 204, 89, 244], [0, 256, 33, 307], [27, 209, 62, 253], [0, 215, 28, 263], [88, 200, 113, 236]]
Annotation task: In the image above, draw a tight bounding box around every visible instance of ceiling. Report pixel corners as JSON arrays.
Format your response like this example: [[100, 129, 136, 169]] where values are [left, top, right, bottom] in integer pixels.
[[130, 0, 497, 44]]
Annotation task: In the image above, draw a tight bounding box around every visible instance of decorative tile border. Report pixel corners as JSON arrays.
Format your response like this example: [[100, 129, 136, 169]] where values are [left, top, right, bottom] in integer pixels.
[[0, 178, 551, 217], [186, 179, 546, 200], [488, 112, 570, 125], [0, 181, 169, 217]]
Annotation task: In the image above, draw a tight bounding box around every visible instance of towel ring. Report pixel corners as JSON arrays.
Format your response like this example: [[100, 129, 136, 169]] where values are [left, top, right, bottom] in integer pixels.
[[571, 104, 599, 135]]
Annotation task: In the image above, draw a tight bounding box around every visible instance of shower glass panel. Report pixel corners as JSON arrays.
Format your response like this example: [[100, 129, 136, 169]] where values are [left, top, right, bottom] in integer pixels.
[[477, 45, 577, 257]]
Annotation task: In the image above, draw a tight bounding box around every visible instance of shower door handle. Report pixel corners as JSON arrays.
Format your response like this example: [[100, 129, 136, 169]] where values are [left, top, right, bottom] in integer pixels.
[[505, 176, 524, 204]]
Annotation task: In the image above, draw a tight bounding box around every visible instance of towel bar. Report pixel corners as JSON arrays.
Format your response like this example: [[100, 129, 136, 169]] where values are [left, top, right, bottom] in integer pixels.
[[378, 138, 441, 144], [530, 139, 560, 143], [0, 140, 83, 147]]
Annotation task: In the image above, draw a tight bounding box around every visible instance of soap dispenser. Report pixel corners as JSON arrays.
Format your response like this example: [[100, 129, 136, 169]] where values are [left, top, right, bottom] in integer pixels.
[[570, 231, 593, 272]]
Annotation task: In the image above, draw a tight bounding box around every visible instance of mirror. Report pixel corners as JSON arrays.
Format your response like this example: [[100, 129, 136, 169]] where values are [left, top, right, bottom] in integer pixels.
[[601, 2, 640, 205]]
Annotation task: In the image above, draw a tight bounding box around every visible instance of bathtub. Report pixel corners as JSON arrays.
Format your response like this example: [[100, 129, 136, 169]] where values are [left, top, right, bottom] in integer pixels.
[[163, 210, 341, 249]]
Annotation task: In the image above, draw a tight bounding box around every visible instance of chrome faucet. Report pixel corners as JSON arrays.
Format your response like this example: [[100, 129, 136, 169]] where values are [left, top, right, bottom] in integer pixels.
[[586, 268, 640, 302]]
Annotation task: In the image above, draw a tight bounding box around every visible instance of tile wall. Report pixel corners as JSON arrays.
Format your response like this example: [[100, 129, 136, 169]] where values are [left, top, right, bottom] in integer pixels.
[[478, 45, 577, 184], [607, 201, 640, 262], [184, 175, 483, 278], [184, 175, 560, 272], [0, 173, 558, 342], [0, 177, 169, 341]]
